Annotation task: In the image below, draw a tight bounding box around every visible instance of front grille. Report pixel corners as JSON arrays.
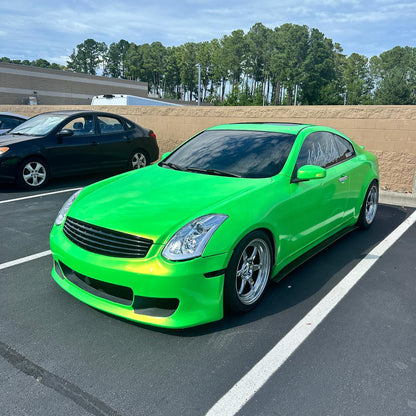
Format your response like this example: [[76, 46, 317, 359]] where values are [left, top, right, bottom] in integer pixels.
[[63, 216, 153, 258]]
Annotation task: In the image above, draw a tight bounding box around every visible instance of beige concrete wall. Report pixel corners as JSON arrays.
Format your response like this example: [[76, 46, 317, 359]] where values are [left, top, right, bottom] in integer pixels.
[[1, 104, 415, 193]]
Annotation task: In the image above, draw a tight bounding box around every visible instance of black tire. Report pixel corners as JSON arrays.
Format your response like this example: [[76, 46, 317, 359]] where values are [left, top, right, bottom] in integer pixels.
[[224, 230, 272, 313], [128, 150, 148, 170], [357, 180, 378, 229], [17, 157, 49, 189]]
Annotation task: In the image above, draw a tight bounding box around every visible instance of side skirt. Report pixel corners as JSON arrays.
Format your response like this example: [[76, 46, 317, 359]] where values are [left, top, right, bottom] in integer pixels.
[[272, 226, 357, 283]]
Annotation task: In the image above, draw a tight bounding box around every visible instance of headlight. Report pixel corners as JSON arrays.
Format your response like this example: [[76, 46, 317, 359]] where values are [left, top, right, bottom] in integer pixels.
[[54, 189, 82, 226], [0, 147, 9, 155], [162, 214, 228, 261]]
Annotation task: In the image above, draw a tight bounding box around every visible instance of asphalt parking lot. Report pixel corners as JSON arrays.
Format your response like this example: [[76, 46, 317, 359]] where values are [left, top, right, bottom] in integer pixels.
[[1, 173, 415, 416]]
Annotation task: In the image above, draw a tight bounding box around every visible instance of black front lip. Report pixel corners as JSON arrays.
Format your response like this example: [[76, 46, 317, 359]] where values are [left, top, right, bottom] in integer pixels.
[[54, 261, 179, 318]]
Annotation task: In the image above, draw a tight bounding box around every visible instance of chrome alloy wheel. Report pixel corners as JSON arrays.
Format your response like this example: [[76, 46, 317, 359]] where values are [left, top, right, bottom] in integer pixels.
[[365, 184, 378, 225], [235, 238, 271, 306], [131, 152, 147, 169], [22, 161, 47, 187]]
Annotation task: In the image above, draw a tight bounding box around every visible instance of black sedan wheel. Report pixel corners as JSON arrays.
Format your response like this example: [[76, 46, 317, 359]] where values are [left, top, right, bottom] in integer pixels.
[[129, 150, 148, 170], [17, 158, 49, 189], [224, 231, 272, 313]]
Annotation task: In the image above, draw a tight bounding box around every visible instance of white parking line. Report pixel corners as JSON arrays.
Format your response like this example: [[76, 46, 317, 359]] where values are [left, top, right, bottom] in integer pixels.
[[0, 250, 52, 271], [206, 210, 416, 416], [0, 188, 81, 205]]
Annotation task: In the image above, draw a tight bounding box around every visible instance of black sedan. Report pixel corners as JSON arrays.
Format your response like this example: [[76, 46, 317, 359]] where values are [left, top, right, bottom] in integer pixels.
[[0, 110, 159, 189]]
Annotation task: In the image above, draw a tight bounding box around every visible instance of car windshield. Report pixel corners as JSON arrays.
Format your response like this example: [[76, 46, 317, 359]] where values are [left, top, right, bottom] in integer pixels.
[[10, 113, 68, 136], [162, 129, 296, 178]]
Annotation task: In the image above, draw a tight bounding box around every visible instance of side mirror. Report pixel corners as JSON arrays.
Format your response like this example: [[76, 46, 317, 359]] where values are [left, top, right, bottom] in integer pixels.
[[296, 165, 326, 181], [56, 129, 73, 143], [57, 129, 74, 137]]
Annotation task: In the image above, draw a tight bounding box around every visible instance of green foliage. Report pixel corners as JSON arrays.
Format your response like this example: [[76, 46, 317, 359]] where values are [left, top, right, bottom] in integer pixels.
[[0, 56, 65, 70], [374, 68, 415, 104], [341, 53, 373, 104], [218, 83, 267, 106], [163, 47, 182, 99], [221, 29, 247, 89], [371, 46, 415, 104], [301, 29, 337, 104], [67, 38, 107, 75], [104, 39, 130, 78], [270, 24, 309, 105]]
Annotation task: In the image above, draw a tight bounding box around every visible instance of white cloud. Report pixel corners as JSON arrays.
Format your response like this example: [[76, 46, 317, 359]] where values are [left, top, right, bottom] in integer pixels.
[[0, 0, 414, 61]]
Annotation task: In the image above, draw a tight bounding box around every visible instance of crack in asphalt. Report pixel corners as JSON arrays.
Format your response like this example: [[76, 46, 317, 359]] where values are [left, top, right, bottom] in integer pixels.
[[0, 341, 122, 416]]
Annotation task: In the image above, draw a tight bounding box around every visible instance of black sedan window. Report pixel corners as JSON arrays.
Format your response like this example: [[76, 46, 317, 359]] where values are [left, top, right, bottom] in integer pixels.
[[98, 116, 125, 134], [11, 113, 66, 136], [163, 130, 296, 178], [60, 115, 96, 136], [0, 115, 24, 130]]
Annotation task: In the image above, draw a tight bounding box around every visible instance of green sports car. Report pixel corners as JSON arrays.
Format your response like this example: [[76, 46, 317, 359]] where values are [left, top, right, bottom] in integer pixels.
[[50, 123, 379, 328]]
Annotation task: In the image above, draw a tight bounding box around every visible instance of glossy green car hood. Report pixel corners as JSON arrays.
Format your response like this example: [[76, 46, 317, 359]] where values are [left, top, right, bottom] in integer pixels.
[[69, 164, 272, 243]]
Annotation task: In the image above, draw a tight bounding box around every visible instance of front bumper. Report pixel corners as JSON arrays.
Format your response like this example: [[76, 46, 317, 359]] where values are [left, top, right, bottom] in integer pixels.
[[0, 155, 19, 183], [50, 225, 229, 329]]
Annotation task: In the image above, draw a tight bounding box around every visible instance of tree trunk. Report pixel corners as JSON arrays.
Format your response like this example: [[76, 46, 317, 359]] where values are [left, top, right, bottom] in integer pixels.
[[274, 81, 281, 105], [221, 78, 226, 101]]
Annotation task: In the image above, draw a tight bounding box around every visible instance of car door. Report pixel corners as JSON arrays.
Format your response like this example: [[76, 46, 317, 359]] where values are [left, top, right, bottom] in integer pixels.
[[46, 114, 102, 175], [96, 115, 130, 169], [331, 133, 361, 220], [287, 131, 352, 256]]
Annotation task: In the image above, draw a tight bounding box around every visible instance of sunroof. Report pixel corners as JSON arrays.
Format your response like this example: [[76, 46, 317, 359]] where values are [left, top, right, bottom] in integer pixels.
[[230, 122, 305, 126]]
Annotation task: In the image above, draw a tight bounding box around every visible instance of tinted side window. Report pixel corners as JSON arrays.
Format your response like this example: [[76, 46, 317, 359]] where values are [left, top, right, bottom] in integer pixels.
[[333, 134, 355, 163], [124, 119, 135, 130], [296, 132, 341, 169], [0, 116, 23, 130], [60, 115, 96, 136], [98, 116, 125, 134]]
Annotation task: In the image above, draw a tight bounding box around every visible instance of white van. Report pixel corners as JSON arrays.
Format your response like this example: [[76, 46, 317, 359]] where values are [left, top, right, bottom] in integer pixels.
[[91, 94, 181, 106]]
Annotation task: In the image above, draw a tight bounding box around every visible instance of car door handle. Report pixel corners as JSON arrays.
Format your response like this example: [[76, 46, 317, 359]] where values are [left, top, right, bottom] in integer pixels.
[[339, 175, 348, 183], [91, 141, 99, 146]]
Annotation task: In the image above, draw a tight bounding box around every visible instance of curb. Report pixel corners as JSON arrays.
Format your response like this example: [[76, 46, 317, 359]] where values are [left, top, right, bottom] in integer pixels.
[[380, 190, 416, 208]]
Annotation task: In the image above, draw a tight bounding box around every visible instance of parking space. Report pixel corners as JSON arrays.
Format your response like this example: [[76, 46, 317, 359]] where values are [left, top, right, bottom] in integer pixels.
[[1, 176, 415, 416], [239, 221, 416, 416]]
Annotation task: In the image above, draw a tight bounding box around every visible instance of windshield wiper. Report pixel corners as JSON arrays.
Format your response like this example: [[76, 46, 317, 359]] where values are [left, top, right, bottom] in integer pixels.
[[160, 161, 187, 171], [160, 161, 241, 177], [186, 167, 241, 178]]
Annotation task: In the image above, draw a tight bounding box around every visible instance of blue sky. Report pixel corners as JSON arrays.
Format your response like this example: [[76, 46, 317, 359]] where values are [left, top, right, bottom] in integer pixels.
[[1, 0, 415, 65]]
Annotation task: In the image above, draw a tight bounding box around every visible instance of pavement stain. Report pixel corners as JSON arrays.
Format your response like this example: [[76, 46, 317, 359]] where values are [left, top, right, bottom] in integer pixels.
[[0, 340, 121, 416]]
